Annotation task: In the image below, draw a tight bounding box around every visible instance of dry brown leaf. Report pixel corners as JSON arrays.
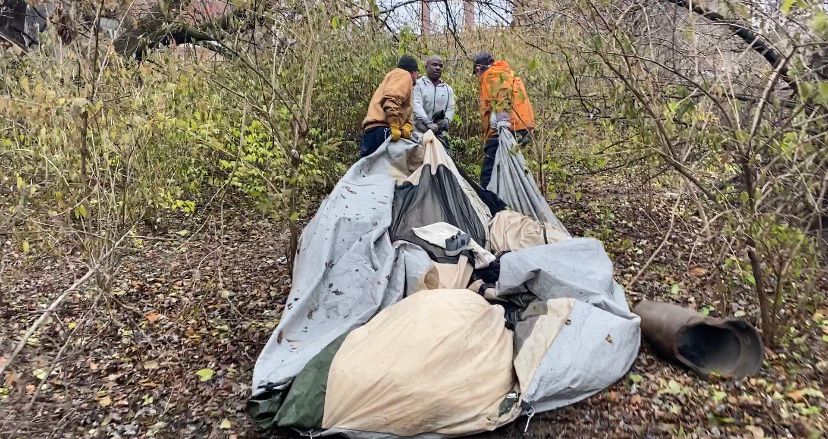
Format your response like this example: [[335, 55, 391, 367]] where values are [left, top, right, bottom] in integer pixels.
[[786, 390, 804, 402], [689, 267, 707, 277], [98, 395, 112, 407], [145, 311, 160, 323], [143, 360, 160, 370], [745, 425, 764, 438]]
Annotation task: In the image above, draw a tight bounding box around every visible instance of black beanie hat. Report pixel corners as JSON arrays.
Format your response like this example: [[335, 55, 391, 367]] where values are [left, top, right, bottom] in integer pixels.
[[397, 55, 419, 72], [472, 51, 494, 73]]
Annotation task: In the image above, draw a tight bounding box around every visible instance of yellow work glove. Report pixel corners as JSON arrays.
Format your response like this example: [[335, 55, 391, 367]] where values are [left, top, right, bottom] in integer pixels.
[[388, 116, 402, 141], [390, 124, 402, 141], [401, 122, 413, 139]]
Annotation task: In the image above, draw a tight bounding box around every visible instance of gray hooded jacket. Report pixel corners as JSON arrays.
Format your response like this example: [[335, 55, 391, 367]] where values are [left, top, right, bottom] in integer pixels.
[[412, 77, 456, 133]]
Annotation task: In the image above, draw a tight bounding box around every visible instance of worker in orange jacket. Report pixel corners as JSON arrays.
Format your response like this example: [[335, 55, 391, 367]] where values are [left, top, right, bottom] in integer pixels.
[[472, 52, 535, 187], [360, 55, 419, 157]]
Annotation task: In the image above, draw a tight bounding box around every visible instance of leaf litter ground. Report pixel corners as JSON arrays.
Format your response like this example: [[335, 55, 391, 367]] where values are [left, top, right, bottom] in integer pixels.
[[1, 181, 826, 438]]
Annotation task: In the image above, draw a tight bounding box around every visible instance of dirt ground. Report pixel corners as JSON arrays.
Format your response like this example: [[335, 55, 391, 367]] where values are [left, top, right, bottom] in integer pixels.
[[2, 180, 826, 438]]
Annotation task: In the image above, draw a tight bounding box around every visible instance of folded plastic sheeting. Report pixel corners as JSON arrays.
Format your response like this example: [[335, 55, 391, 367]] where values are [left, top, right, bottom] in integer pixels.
[[488, 210, 569, 253], [255, 290, 519, 438], [513, 297, 640, 413], [318, 290, 518, 437], [250, 133, 641, 438], [257, 239, 641, 436], [412, 222, 495, 269], [500, 239, 641, 413], [251, 138, 434, 395], [251, 132, 497, 405], [497, 238, 634, 316], [486, 130, 569, 233], [390, 133, 492, 263]]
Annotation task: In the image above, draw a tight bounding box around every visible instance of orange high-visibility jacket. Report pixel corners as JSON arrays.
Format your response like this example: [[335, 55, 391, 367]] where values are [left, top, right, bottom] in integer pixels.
[[479, 60, 535, 139]]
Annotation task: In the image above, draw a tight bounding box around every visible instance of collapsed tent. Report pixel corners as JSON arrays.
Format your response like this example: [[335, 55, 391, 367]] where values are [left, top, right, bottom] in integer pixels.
[[250, 132, 640, 437], [486, 129, 568, 233]]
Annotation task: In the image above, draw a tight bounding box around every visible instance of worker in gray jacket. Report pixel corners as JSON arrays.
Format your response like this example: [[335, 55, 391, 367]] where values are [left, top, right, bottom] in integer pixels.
[[412, 55, 456, 143]]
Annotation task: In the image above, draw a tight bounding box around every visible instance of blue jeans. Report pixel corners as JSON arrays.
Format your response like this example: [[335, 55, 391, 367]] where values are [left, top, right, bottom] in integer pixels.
[[360, 126, 390, 158]]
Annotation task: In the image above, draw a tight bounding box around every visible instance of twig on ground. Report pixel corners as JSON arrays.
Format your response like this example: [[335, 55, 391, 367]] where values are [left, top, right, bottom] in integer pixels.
[[25, 289, 105, 414], [0, 269, 96, 379], [627, 190, 683, 292], [0, 231, 130, 377]]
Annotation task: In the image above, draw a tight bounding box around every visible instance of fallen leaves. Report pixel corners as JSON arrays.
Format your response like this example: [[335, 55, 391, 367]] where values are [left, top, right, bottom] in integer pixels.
[[4, 371, 17, 386], [143, 360, 160, 370], [787, 387, 825, 402], [788, 389, 806, 402], [658, 379, 687, 396], [32, 368, 47, 381], [2, 193, 826, 439], [98, 395, 112, 408], [195, 368, 215, 382], [689, 267, 707, 277], [745, 425, 764, 438]]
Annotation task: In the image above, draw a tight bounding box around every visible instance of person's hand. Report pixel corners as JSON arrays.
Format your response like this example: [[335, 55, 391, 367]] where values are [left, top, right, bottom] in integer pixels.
[[402, 122, 413, 139], [437, 119, 449, 130], [390, 124, 402, 141], [427, 122, 439, 132], [495, 111, 511, 131]]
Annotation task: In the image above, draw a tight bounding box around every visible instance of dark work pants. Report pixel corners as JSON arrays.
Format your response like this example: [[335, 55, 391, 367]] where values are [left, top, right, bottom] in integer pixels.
[[360, 126, 390, 158], [480, 129, 530, 188], [480, 137, 499, 189]]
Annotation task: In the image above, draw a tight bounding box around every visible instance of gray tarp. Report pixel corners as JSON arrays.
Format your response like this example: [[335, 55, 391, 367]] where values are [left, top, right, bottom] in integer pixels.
[[251, 138, 434, 394], [252, 134, 640, 437], [498, 239, 641, 413], [498, 238, 634, 316], [486, 129, 569, 234]]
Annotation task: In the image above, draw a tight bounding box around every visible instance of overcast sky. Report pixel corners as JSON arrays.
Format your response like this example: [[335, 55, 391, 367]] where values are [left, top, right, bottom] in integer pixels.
[[378, 0, 514, 33]]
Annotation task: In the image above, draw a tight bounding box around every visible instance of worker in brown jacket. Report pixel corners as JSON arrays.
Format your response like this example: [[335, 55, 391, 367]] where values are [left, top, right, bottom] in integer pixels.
[[360, 55, 419, 157]]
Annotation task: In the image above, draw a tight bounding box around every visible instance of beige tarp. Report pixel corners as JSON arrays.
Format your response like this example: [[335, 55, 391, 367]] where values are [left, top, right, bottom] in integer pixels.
[[433, 257, 474, 289], [322, 289, 520, 436], [489, 210, 569, 253], [512, 298, 575, 394]]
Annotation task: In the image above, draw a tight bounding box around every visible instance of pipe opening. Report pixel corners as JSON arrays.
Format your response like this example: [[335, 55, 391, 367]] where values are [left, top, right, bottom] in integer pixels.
[[677, 324, 741, 374]]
